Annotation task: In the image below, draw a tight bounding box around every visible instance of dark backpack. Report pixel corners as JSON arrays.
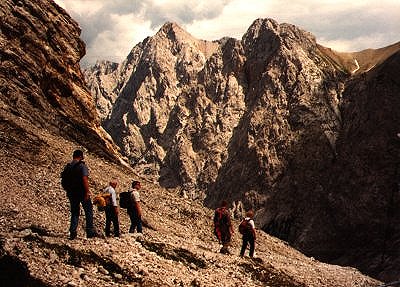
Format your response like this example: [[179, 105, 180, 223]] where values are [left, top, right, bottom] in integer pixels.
[[119, 191, 133, 208], [239, 218, 253, 235], [60, 161, 83, 193]]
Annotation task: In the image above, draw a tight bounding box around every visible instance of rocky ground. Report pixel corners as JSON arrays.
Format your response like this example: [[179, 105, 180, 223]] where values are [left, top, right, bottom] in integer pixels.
[[0, 109, 381, 287]]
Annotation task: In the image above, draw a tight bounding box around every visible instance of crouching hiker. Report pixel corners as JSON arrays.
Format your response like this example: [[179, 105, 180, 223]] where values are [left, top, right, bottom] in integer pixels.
[[213, 200, 233, 254], [239, 210, 256, 258], [104, 179, 120, 237]]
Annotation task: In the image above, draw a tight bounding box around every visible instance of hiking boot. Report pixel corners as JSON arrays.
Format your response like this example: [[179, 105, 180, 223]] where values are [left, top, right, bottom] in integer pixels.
[[69, 231, 77, 240], [220, 247, 231, 255], [86, 231, 100, 238]]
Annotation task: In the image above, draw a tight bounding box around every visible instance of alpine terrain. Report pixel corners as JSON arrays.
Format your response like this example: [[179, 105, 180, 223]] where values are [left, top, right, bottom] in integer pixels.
[[0, 0, 396, 286], [85, 12, 400, 284]]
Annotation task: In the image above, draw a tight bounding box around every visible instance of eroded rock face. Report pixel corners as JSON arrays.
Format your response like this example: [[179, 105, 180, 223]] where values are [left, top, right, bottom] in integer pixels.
[[86, 21, 346, 211], [0, 0, 398, 283], [85, 18, 400, 280], [86, 19, 347, 199], [0, 0, 119, 161]]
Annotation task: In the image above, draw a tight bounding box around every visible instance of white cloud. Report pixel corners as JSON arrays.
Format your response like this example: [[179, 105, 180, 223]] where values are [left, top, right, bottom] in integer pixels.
[[53, 0, 103, 15], [53, 0, 65, 8], [84, 14, 153, 64], [185, 0, 269, 41], [54, 0, 400, 65]]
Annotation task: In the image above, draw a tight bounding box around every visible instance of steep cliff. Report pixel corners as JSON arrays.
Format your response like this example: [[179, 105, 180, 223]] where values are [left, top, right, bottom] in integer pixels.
[[86, 18, 349, 198], [86, 18, 400, 281], [0, 1, 382, 286], [324, 51, 400, 279], [0, 0, 119, 161]]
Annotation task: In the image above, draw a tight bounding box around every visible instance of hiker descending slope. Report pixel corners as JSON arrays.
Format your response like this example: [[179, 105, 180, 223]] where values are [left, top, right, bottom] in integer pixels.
[[213, 200, 233, 254], [61, 149, 98, 239], [239, 210, 256, 258]]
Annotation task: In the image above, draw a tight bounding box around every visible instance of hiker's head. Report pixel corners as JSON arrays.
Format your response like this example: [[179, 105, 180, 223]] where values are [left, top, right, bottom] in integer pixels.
[[110, 179, 118, 188], [246, 210, 254, 218], [131, 180, 141, 189], [220, 200, 228, 208], [72, 149, 84, 160]]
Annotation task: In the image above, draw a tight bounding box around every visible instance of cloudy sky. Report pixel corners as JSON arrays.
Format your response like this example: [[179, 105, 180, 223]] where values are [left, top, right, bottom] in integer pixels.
[[53, 0, 400, 66]]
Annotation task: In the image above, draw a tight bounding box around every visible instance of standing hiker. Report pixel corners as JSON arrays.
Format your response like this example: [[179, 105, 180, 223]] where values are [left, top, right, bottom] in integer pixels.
[[61, 149, 98, 239], [127, 180, 142, 233], [239, 210, 256, 258], [104, 179, 120, 237], [213, 200, 233, 254]]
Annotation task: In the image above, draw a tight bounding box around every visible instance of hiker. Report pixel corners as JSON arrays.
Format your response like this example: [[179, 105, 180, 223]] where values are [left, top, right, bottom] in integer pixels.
[[104, 179, 120, 237], [239, 210, 256, 258], [127, 180, 142, 233], [213, 200, 233, 254], [61, 149, 98, 239]]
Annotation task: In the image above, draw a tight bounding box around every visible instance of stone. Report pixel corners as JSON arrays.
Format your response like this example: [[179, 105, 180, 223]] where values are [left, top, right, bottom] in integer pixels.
[[0, 0, 396, 285], [85, 18, 400, 282]]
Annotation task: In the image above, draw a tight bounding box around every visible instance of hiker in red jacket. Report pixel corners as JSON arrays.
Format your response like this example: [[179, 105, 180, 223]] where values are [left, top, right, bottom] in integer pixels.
[[213, 200, 233, 254]]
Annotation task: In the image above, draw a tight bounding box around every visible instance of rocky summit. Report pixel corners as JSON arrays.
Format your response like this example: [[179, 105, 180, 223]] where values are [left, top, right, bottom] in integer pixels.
[[0, 0, 396, 286], [85, 12, 400, 283]]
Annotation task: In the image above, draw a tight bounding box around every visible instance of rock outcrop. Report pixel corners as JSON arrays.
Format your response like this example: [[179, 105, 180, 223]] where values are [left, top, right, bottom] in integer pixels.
[[0, 0, 120, 162], [0, 0, 384, 286], [85, 18, 400, 281]]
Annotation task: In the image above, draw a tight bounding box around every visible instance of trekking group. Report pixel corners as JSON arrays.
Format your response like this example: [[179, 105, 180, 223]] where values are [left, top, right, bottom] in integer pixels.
[[213, 200, 256, 258], [61, 149, 256, 257], [61, 150, 142, 240]]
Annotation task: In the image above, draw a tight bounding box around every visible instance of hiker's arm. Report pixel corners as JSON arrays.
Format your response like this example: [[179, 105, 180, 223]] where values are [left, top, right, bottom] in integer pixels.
[[135, 201, 142, 217], [251, 221, 256, 239], [82, 175, 90, 201], [114, 205, 119, 215]]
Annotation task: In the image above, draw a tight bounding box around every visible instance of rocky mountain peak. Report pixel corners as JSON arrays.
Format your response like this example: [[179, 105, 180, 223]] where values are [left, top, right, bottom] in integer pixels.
[[86, 15, 400, 282], [146, 21, 219, 60], [158, 21, 190, 40], [244, 18, 280, 37], [0, 2, 384, 286], [243, 18, 316, 48]]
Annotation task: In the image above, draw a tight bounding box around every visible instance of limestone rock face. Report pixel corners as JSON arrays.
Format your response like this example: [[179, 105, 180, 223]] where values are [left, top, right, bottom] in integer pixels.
[[86, 17, 400, 281], [87, 18, 347, 200], [84, 60, 119, 122], [0, 0, 397, 283], [322, 51, 400, 279], [0, 0, 119, 161], [0, 3, 382, 285]]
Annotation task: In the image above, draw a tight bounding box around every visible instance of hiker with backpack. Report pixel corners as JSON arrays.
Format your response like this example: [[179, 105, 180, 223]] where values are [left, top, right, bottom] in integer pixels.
[[126, 180, 142, 233], [61, 150, 98, 240], [239, 210, 256, 258], [103, 179, 120, 237], [213, 200, 233, 254]]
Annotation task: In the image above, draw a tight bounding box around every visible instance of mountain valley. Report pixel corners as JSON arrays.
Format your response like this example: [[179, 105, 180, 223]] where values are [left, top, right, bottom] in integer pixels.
[[1, 0, 400, 285]]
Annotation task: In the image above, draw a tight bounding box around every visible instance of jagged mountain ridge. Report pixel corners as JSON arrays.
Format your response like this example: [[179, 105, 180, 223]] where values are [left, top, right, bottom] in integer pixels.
[[0, 1, 382, 286], [85, 19, 400, 281]]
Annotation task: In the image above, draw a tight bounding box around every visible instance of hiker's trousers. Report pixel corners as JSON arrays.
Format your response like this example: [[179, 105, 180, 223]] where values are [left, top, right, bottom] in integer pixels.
[[68, 196, 94, 235], [240, 234, 255, 257]]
